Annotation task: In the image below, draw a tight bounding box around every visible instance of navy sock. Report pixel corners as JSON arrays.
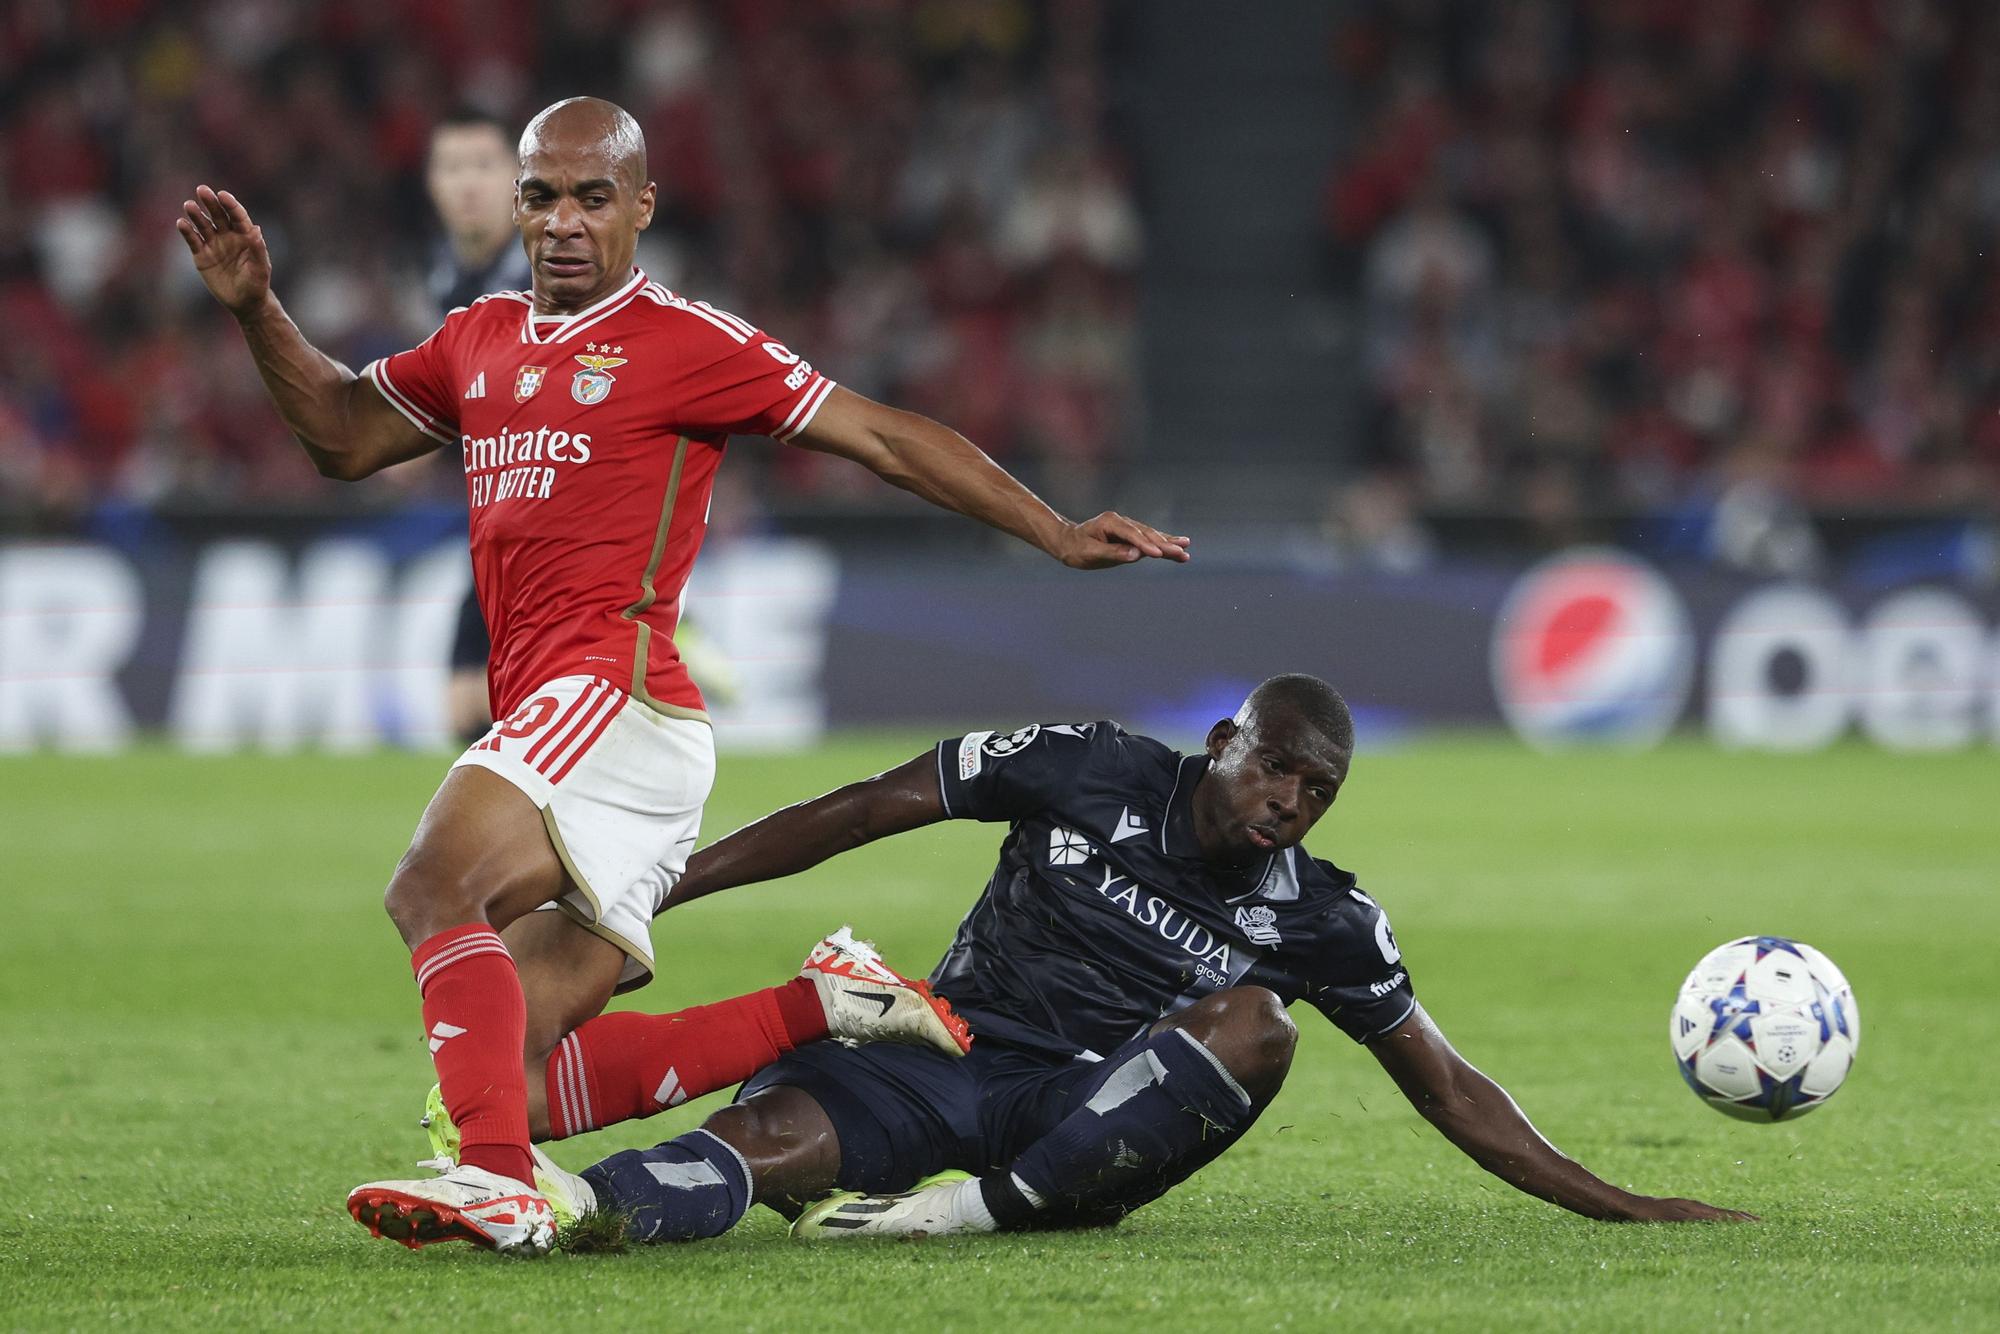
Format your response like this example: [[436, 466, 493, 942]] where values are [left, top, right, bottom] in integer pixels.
[[580, 1127, 754, 1242], [1000, 1028, 1256, 1227]]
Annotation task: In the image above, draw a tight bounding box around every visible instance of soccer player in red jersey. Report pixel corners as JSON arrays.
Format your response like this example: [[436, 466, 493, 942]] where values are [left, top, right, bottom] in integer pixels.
[[177, 96, 1190, 1255]]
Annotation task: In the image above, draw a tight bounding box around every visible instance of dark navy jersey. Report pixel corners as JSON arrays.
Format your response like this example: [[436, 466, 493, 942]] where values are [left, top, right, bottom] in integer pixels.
[[927, 721, 1416, 1059], [426, 240, 533, 320]]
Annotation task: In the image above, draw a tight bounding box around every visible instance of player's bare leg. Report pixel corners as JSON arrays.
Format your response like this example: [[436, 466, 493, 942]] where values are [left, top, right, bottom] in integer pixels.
[[350, 766, 573, 1254], [506, 911, 627, 1138], [382, 765, 573, 947], [695, 1087, 844, 1217]]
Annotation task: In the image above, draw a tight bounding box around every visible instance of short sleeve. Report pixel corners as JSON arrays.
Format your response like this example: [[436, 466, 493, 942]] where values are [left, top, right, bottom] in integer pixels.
[[1307, 886, 1417, 1043], [363, 318, 459, 445], [934, 722, 1099, 822], [665, 301, 836, 441]]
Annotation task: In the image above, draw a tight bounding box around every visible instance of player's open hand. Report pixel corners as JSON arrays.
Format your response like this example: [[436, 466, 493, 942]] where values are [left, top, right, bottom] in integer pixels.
[[1057, 512, 1192, 569], [1618, 1195, 1760, 1223], [176, 186, 273, 319]]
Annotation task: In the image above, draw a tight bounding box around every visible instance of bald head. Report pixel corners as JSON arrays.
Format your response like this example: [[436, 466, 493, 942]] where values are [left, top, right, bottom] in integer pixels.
[[1192, 673, 1354, 864], [513, 97, 657, 312], [519, 97, 647, 192], [1234, 674, 1355, 756]]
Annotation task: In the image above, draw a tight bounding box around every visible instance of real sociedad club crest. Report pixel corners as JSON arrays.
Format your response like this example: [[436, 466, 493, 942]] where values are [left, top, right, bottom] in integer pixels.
[[1490, 548, 1693, 749], [514, 366, 546, 402], [571, 343, 627, 405]]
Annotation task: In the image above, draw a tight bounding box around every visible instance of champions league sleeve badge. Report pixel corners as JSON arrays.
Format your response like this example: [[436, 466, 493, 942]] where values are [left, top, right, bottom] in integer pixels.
[[571, 343, 628, 405]]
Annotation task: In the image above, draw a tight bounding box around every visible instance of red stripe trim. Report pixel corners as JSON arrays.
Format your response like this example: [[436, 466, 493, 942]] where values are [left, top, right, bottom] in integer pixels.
[[545, 691, 623, 784], [533, 681, 622, 779], [523, 683, 604, 767]]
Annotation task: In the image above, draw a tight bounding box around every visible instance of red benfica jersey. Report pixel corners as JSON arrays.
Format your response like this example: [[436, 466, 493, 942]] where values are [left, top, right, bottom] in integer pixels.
[[363, 268, 836, 718]]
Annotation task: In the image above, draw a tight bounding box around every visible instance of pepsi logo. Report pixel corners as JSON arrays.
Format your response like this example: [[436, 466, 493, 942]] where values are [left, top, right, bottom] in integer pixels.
[[1490, 548, 1694, 748]]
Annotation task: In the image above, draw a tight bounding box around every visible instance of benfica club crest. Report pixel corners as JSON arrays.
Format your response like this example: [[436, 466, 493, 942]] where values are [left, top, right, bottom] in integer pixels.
[[572, 343, 627, 405], [514, 365, 547, 402]]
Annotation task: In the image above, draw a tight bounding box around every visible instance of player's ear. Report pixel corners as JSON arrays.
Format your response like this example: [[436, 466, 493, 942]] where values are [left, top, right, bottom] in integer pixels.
[[635, 180, 657, 231], [1205, 718, 1237, 759]]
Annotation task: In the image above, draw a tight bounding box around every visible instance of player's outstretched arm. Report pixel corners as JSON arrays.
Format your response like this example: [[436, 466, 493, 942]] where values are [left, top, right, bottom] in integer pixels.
[[1370, 1004, 1758, 1223], [661, 752, 947, 912], [176, 185, 440, 481], [793, 387, 1190, 570]]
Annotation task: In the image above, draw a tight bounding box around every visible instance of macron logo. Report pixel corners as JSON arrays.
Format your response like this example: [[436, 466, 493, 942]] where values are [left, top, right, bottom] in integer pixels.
[[1110, 807, 1149, 844], [464, 371, 486, 400], [427, 1021, 467, 1053]]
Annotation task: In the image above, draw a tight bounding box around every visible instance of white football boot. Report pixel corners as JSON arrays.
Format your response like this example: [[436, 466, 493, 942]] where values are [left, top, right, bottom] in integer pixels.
[[527, 1144, 599, 1231], [791, 1170, 994, 1239], [419, 1084, 595, 1233], [802, 927, 972, 1057], [347, 1161, 556, 1255]]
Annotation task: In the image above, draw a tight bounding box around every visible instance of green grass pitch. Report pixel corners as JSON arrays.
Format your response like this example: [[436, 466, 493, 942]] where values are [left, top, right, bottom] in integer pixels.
[[2, 734, 1995, 1330]]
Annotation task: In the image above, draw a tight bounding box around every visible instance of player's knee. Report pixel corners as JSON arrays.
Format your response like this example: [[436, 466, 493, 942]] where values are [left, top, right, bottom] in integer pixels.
[[1175, 986, 1297, 1099], [382, 847, 499, 944], [700, 1088, 841, 1217]]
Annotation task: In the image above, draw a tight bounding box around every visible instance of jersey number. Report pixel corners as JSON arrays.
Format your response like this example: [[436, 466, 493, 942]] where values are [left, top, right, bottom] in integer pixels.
[[1349, 888, 1402, 964], [494, 695, 559, 739]]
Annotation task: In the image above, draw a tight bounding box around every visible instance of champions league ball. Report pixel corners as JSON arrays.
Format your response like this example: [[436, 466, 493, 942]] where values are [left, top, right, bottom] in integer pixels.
[[1669, 936, 1859, 1121]]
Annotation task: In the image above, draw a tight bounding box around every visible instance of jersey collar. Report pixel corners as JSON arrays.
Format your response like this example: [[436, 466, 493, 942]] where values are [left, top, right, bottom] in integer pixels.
[[523, 267, 647, 346], [1160, 753, 1211, 859]]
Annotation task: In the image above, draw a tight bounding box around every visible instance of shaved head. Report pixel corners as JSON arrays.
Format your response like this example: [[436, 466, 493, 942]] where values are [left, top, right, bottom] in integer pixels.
[[519, 97, 647, 192], [1235, 674, 1355, 755], [513, 97, 656, 312], [1192, 673, 1354, 865]]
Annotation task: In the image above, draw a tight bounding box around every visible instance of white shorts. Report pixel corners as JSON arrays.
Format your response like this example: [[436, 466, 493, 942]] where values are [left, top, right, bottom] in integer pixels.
[[453, 674, 715, 989]]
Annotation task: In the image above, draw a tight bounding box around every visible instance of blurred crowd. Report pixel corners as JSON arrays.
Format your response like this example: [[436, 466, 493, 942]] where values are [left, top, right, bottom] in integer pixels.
[[1329, 0, 2000, 564], [9, 0, 1999, 566], [0, 0, 1139, 523]]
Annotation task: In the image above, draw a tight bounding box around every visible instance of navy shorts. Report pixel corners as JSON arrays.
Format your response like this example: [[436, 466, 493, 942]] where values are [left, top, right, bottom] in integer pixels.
[[740, 1035, 1152, 1195]]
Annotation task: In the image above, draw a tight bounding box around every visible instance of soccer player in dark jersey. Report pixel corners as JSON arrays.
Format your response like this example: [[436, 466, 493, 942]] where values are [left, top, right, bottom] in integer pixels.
[[423, 107, 533, 742], [521, 675, 1752, 1240], [177, 96, 1188, 1255], [425, 108, 536, 317]]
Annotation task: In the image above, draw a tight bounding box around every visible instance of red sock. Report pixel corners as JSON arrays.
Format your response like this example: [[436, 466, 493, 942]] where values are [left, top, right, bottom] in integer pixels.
[[413, 924, 532, 1184], [544, 977, 826, 1139]]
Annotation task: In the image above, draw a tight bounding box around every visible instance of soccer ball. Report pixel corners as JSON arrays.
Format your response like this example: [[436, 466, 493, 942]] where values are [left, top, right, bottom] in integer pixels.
[[1669, 935, 1859, 1121]]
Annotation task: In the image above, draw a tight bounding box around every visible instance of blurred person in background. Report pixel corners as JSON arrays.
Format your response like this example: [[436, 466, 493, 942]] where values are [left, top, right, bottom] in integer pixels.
[[1327, 0, 2000, 542], [426, 108, 534, 318], [425, 108, 533, 743]]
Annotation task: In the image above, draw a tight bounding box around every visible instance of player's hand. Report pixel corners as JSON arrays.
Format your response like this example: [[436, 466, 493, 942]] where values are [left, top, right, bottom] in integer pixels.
[[176, 185, 274, 319], [1055, 512, 1192, 569], [1616, 1195, 1759, 1223]]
